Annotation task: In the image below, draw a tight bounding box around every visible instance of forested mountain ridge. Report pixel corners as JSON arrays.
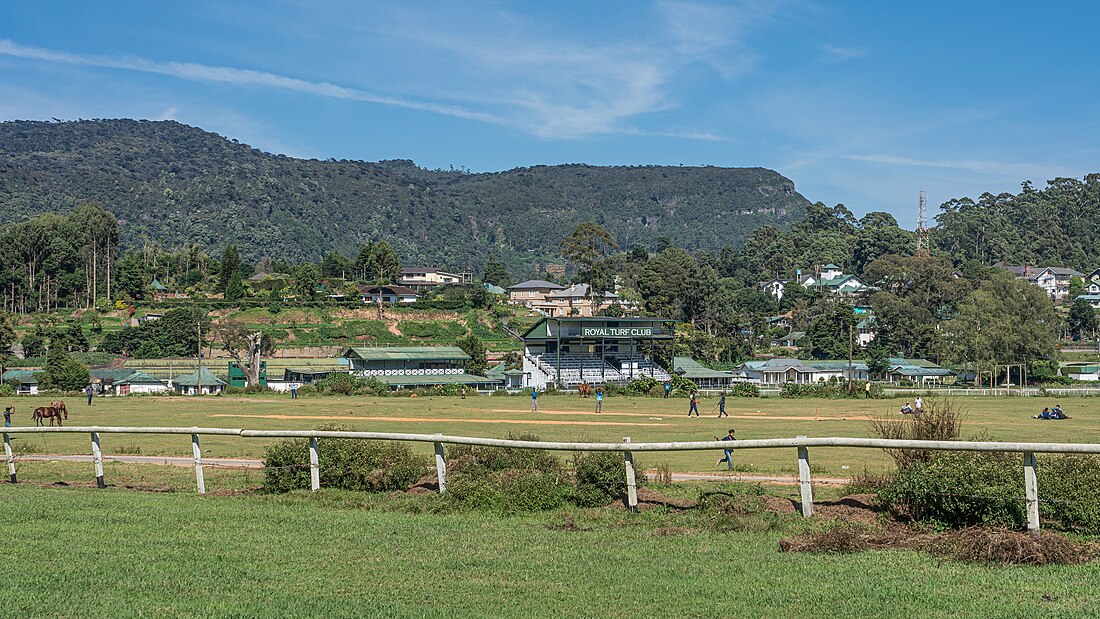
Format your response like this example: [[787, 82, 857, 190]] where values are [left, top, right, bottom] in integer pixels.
[[0, 119, 809, 271]]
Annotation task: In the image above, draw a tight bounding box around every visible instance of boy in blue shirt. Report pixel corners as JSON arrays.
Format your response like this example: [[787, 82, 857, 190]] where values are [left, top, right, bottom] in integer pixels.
[[531, 388, 538, 412], [595, 387, 604, 413], [715, 429, 736, 470]]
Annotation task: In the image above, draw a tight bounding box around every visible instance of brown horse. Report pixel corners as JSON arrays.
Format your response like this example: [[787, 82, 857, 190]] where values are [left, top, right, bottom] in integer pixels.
[[51, 400, 68, 418], [577, 383, 592, 398], [33, 406, 64, 427]]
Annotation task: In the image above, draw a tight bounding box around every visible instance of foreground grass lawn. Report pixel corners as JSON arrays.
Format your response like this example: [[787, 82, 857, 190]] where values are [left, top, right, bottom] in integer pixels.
[[1, 485, 1098, 618]]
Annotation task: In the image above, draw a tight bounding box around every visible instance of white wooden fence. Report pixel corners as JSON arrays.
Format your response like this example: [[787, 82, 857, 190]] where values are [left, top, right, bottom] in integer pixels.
[[5, 426, 1100, 533]]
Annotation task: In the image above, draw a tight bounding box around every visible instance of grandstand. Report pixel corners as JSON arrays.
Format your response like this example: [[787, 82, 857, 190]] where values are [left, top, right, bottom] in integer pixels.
[[521, 317, 675, 389]]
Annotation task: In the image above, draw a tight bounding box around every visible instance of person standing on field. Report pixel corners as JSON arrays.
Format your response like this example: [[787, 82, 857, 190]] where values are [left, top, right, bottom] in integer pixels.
[[864, 381, 871, 399], [461, 387, 467, 400], [3, 406, 12, 428], [595, 386, 603, 413], [717, 393, 727, 418], [290, 384, 298, 399], [688, 391, 700, 417], [914, 395, 923, 414], [531, 387, 539, 412], [86, 384, 94, 406], [663, 381, 672, 398]]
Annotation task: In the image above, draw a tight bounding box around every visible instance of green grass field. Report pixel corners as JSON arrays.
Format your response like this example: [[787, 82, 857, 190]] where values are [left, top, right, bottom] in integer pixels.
[[0, 485, 1097, 618], [3, 393, 1098, 478], [3, 394, 1099, 617]]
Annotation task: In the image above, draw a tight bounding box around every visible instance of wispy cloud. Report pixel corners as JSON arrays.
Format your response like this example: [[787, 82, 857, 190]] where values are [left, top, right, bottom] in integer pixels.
[[0, 38, 512, 127], [822, 44, 867, 61], [843, 153, 1062, 179]]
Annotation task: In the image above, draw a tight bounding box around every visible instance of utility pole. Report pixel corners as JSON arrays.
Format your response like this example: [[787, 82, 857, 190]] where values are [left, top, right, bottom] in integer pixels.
[[847, 320, 854, 393]]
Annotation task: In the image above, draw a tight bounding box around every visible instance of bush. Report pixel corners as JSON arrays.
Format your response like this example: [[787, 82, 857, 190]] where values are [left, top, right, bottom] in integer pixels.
[[878, 450, 1025, 529], [447, 432, 561, 476], [263, 425, 431, 493], [1037, 454, 1100, 533], [781, 379, 882, 399], [446, 433, 569, 512], [626, 376, 658, 396], [448, 470, 571, 513], [727, 382, 760, 397], [572, 450, 645, 507], [871, 396, 963, 470]]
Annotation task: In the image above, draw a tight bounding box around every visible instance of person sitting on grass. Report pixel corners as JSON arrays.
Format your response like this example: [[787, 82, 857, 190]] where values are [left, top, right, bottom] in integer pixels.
[[1051, 407, 1070, 420], [900, 402, 913, 414], [1033, 408, 1051, 419]]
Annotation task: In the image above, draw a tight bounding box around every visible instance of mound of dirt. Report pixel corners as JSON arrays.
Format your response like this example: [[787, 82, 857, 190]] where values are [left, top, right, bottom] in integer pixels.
[[780, 524, 1096, 566], [634, 487, 697, 510], [812, 494, 880, 524]]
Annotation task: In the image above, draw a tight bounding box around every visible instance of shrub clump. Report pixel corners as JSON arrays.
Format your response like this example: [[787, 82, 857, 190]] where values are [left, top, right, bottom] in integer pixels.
[[263, 425, 431, 493], [781, 379, 882, 399], [878, 450, 1025, 528], [572, 450, 647, 508]]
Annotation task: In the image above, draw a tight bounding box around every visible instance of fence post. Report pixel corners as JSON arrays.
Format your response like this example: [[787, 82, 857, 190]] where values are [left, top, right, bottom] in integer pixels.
[[3, 433, 14, 483], [623, 437, 638, 511], [796, 435, 813, 517], [1023, 451, 1040, 534], [90, 432, 105, 489], [191, 433, 205, 495], [433, 436, 447, 494], [309, 437, 320, 492]]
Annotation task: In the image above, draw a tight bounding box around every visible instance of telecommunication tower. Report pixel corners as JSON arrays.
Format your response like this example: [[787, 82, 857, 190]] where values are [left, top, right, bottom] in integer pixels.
[[916, 190, 930, 258]]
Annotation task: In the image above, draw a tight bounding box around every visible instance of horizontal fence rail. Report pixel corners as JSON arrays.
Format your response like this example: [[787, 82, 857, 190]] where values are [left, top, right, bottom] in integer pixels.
[[4, 425, 1099, 533]]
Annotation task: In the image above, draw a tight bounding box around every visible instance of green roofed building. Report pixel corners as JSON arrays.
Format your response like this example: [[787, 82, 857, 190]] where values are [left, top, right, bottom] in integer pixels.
[[1, 370, 39, 395], [672, 357, 739, 389], [114, 371, 169, 395], [172, 366, 228, 395], [521, 317, 675, 389], [340, 347, 499, 391]]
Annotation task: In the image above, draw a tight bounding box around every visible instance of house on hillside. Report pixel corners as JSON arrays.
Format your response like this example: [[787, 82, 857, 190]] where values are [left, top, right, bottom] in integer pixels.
[[760, 279, 789, 302], [398, 268, 472, 290], [1076, 295, 1100, 309], [361, 285, 419, 304], [150, 279, 188, 301], [997, 264, 1085, 302], [857, 316, 877, 346], [1, 370, 38, 395], [508, 280, 566, 306], [775, 331, 805, 348]]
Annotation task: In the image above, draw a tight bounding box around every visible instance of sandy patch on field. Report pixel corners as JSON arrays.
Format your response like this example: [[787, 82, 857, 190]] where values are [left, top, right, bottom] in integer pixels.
[[492, 409, 882, 421], [210, 414, 669, 427]]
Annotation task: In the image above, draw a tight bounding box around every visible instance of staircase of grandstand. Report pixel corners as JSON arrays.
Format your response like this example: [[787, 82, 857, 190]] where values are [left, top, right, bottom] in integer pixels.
[[533, 353, 670, 386]]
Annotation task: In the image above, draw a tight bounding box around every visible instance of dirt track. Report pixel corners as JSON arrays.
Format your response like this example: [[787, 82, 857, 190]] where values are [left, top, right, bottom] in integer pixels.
[[210, 413, 669, 427]]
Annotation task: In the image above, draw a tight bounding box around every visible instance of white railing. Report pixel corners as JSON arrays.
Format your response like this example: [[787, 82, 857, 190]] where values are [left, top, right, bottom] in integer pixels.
[[4, 426, 1098, 533]]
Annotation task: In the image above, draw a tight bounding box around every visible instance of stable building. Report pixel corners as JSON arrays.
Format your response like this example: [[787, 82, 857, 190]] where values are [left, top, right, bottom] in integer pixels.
[[1, 370, 38, 395], [521, 317, 674, 389], [172, 366, 228, 395], [114, 371, 170, 395], [341, 347, 498, 390]]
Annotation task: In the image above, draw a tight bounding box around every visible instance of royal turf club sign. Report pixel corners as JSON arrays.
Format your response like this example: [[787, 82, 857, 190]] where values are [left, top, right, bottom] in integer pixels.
[[581, 326, 654, 338]]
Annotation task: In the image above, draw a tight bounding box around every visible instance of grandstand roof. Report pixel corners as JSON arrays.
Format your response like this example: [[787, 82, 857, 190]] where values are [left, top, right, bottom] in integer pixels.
[[342, 346, 470, 362], [672, 357, 733, 379]]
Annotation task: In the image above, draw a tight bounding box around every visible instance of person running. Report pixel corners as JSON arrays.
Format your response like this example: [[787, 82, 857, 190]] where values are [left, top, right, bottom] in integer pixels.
[[595, 387, 604, 413], [914, 395, 923, 414], [715, 428, 736, 470], [86, 384, 94, 406], [864, 381, 871, 399], [663, 381, 672, 399], [531, 387, 539, 412], [688, 391, 700, 417], [717, 393, 727, 418], [3, 406, 12, 428]]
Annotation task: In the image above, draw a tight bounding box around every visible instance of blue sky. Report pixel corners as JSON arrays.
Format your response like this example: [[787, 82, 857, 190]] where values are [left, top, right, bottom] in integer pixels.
[[3, 1, 1098, 226]]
